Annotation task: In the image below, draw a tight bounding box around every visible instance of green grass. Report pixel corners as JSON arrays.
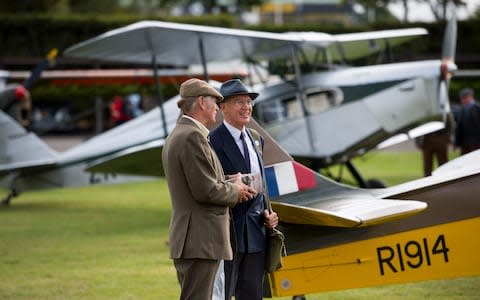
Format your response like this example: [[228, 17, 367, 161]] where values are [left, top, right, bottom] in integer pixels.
[[323, 150, 460, 187], [0, 151, 478, 299], [0, 180, 178, 300]]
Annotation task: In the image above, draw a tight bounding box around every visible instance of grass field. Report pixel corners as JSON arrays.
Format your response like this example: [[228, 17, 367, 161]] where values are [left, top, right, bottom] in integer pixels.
[[1, 150, 478, 299]]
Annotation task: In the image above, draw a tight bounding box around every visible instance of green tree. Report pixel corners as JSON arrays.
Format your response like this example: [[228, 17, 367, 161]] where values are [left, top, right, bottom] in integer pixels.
[[424, 0, 466, 21], [349, 0, 398, 23], [0, 0, 125, 14], [474, 4, 480, 19], [0, 0, 63, 13], [377, 0, 467, 23]]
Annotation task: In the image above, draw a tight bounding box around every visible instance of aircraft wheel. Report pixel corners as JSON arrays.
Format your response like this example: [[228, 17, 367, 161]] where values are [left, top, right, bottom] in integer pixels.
[[366, 178, 386, 188], [292, 295, 306, 300]]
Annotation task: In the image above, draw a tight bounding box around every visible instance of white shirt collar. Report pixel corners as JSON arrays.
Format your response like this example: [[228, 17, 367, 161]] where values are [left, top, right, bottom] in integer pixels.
[[183, 115, 209, 137], [223, 120, 245, 140], [223, 121, 261, 175]]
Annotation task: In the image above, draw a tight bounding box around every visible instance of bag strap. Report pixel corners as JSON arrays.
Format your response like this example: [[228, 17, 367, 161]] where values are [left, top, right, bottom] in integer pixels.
[[263, 184, 273, 214], [262, 173, 275, 232], [246, 127, 271, 213]]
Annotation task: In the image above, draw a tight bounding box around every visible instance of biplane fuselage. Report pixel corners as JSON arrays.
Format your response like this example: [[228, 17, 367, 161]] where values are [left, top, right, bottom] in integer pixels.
[[253, 60, 449, 166], [268, 168, 480, 296]]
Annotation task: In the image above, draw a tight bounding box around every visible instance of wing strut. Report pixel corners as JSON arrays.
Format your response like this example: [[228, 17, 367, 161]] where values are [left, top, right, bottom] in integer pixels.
[[238, 40, 268, 87], [291, 44, 316, 154], [145, 29, 168, 138], [197, 34, 209, 82], [238, 39, 255, 86]]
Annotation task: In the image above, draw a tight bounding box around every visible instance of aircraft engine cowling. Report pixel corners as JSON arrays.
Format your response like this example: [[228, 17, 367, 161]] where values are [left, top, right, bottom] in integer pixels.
[[0, 84, 32, 128]]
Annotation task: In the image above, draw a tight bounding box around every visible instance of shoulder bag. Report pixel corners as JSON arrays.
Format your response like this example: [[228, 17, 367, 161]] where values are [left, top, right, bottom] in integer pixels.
[[264, 192, 287, 273], [248, 127, 287, 273]]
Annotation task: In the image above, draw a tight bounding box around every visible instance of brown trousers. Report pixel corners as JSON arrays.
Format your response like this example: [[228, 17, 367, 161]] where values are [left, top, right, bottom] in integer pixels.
[[421, 134, 449, 176]]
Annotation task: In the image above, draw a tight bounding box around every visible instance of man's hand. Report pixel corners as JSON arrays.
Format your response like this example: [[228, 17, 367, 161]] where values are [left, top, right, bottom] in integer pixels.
[[264, 210, 278, 229], [238, 184, 256, 203], [229, 173, 257, 203]]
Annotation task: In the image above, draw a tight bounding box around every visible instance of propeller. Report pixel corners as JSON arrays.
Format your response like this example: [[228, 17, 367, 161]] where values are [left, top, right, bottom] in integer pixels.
[[1, 48, 56, 127], [438, 15, 457, 123], [23, 48, 58, 90]]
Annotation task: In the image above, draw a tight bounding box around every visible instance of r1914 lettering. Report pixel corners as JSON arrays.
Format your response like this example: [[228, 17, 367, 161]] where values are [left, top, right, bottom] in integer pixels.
[[377, 234, 449, 276]]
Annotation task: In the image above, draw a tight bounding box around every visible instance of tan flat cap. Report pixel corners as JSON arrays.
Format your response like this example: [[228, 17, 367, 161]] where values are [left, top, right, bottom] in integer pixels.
[[179, 78, 223, 103]]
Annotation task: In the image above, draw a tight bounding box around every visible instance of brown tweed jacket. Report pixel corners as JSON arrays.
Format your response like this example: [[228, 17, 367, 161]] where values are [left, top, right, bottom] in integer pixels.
[[162, 116, 239, 260]]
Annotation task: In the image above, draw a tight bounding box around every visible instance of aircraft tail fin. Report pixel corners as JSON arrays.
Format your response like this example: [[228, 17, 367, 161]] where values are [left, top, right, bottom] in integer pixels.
[[0, 111, 57, 175], [248, 118, 427, 227], [248, 117, 364, 203], [264, 160, 323, 198], [262, 158, 427, 227], [248, 117, 349, 194]]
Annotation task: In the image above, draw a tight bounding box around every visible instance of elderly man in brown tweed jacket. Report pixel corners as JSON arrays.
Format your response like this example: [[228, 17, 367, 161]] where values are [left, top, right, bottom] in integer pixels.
[[162, 78, 256, 300]]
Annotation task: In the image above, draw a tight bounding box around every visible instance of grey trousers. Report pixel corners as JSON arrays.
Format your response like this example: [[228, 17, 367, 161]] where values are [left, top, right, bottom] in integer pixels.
[[174, 258, 220, 300]]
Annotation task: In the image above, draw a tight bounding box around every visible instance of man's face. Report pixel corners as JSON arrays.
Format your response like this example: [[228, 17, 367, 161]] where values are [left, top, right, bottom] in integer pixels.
[[461, 94, 473, 106], [220, 95, 253, 130], [203, 96, 219, 126]]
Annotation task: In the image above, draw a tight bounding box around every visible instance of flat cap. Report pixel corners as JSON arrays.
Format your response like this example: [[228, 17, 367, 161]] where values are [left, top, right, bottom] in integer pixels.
[[179, 78, 223, 103]]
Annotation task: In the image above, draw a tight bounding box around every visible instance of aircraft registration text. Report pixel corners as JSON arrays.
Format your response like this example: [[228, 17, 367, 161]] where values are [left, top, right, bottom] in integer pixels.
[[377, 234, 449, 276]]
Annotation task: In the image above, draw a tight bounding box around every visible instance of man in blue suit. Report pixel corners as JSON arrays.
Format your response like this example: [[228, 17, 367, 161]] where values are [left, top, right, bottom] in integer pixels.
[[209, 79, 279, 300]]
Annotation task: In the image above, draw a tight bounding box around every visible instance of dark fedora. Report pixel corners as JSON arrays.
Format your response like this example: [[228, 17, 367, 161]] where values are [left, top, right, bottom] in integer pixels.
[[219, 79, 259, 103]]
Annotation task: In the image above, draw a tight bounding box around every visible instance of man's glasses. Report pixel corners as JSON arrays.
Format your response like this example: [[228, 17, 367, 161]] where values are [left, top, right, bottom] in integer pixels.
[[232, 99, 253, 108]]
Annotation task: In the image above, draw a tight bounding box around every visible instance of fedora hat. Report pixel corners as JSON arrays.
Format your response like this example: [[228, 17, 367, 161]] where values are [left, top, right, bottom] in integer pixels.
[[219, 79, 259, 103]]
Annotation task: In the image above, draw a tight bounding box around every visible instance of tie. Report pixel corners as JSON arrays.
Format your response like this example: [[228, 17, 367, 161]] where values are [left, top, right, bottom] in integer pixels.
[[240, 132, 251, 172]]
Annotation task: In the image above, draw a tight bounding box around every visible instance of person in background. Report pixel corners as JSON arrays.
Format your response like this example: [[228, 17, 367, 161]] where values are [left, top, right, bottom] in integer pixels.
[[162, 78, 256, 300], [416, 112, 455, 176], [110, 95, 131, 126], [209, 79, 278, 300], [454, 88, 480, 155], [127, 93, 143, 118]]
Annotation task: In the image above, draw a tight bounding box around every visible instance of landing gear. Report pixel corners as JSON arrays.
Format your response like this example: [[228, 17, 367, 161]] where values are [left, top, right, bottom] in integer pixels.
[[365, 178, 387, 188], [305, 157, 387, 188], [292, 295, 306, 300], [1, 189, 18, 207], [321, 160, 386, 188], [345, 161, 386, 188]]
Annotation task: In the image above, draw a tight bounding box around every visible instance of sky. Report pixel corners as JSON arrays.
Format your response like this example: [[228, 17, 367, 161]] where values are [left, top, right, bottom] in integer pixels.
[[388, 0, 480, 22]]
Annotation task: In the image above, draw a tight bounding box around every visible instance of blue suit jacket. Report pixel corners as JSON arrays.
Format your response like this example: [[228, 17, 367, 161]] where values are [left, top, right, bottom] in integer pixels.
[[209, 123, 267, 253]]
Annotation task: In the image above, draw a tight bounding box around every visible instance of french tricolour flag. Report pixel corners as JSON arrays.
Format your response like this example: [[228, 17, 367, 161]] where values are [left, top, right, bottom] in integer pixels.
[[265, 161, 317, 198]]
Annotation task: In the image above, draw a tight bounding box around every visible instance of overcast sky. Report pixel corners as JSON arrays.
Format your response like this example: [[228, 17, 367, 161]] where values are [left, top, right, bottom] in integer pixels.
[[388, 0, 480, 22]]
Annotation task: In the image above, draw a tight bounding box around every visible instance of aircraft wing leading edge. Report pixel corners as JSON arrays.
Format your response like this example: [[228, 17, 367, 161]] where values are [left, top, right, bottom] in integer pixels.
[[85, 139, 165, 177], [64, 21, 298, 65], [64, 20, 427, 65], [272, 197, 427, 228], [264, 159, 427, 228]]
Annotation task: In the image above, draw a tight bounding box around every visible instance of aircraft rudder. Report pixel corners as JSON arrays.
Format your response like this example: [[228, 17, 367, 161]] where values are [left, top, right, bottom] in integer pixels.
[[0, 111, 57, 167]]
